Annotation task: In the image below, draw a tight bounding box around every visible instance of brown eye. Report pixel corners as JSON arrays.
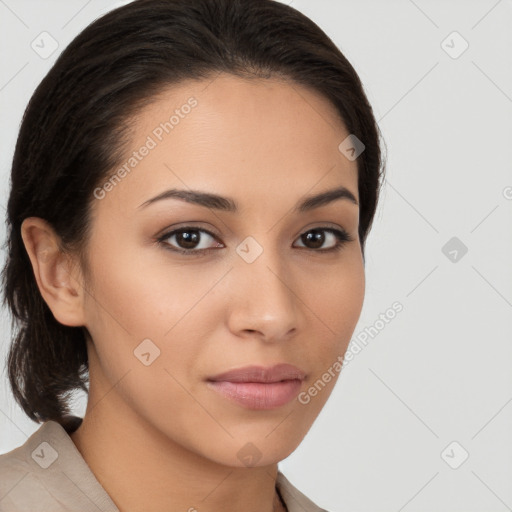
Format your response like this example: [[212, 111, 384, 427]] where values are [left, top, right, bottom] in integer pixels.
[[156, 226, 353, 256], [158, 228, 223, 253], [300, 229, 326, 249], [294, 228, 353, 252]]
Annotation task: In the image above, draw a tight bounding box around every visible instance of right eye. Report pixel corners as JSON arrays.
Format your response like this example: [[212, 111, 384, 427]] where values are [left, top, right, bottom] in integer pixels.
[[157, 227, 224, 255]]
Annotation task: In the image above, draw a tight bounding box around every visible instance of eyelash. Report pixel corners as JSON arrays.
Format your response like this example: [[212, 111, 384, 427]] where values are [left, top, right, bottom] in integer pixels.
[[155, 226, 355, 256]]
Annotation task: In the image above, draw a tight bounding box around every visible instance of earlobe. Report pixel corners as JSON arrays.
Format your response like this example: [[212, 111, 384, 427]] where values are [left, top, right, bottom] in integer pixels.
[[20, 217, 86, 327]]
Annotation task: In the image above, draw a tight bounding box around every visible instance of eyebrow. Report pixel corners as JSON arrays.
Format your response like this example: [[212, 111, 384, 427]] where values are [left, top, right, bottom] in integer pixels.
[[138, 185, 358, 212]]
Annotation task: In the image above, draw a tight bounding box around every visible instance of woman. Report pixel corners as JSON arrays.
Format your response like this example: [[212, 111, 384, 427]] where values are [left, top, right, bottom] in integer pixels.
[[0, 0, 386, 510]]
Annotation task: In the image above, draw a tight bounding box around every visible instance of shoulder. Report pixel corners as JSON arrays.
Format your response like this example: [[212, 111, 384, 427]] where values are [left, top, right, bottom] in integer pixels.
[[0, 437, 34, 502], [0, 421, 63, 511], [0, 418, 118, 512], [276, 470, 331, 512]]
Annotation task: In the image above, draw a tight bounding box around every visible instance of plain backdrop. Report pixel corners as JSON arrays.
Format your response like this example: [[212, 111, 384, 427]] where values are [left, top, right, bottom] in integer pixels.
[[1, 1, 511, 511]]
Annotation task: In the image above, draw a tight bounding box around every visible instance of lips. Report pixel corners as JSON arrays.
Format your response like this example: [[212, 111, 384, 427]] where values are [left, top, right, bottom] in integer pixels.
[[207, 363, 307, 383], [206, 364, 306, 410]]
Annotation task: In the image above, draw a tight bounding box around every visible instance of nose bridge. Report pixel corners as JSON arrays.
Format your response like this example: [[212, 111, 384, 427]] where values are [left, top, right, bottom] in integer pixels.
[[228, 233, 299, 338]]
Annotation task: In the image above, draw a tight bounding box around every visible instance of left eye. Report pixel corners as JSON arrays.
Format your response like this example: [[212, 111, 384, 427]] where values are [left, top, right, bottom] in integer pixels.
[[294, 228, 351, 251], [157, 226, 353, 255]]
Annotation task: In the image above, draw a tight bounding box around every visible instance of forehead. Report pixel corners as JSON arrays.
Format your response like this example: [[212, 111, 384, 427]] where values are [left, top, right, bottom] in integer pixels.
[[95, 73, 359, 215]]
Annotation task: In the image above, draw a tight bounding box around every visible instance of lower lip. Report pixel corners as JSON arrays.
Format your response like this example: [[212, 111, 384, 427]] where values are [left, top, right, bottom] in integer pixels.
[[206, 380, 303, 410]]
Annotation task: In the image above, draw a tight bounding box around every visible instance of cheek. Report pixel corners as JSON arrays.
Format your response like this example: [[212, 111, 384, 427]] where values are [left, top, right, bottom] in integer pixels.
[[306, 256, 365, 346], [295, 262, 364, 413], [81, 239, 212, 421], [293, 257, 364, 410], [84, 235, 214, 339], [81, 234, 227, 392]]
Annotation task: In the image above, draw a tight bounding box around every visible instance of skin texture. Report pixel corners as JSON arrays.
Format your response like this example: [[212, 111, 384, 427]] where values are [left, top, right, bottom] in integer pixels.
[[21, 73, 365, 512]]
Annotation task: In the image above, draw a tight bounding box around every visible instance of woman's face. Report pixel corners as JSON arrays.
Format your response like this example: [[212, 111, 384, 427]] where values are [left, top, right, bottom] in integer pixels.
[[79, 73, 365, 467]]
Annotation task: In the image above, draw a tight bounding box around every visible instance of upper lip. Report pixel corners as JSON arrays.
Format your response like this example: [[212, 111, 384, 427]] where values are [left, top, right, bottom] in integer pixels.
[[207, 363, 306, 383]]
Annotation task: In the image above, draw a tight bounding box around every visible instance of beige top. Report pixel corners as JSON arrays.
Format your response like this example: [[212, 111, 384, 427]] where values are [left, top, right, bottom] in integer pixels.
[[0, 418, 328, 512]]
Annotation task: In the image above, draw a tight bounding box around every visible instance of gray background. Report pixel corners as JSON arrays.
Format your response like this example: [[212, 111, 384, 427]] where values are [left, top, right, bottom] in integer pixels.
[[1, 1, 511, 511]]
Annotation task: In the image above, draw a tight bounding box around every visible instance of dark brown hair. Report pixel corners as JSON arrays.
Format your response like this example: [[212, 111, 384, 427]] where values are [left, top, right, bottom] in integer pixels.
[[1, 0, 386, 429]]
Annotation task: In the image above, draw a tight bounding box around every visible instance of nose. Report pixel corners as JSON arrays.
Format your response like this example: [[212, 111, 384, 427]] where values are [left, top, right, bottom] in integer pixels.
[[226, 243, 300, 342]]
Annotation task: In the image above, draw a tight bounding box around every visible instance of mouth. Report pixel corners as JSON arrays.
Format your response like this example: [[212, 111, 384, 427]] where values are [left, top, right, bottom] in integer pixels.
[[206, 380, 303, 409], [206, 363, 306, 410]]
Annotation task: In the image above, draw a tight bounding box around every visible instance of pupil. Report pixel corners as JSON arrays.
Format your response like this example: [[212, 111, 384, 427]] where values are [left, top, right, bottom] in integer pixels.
[[304, 230, 324, 249], [177, 230, 199, 249]]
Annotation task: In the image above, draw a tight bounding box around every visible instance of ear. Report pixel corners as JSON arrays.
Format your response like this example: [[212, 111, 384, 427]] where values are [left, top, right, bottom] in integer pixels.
[[20, 217, 86, 327]]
